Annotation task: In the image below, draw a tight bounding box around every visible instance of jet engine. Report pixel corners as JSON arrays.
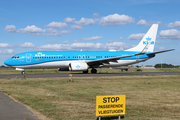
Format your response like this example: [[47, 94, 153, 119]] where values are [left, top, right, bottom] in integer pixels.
[[69, 62, 88, 71]]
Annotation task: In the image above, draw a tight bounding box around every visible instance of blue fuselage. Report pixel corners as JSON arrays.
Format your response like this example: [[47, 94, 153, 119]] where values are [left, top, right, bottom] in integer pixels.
[[4, 51, 155, 69]]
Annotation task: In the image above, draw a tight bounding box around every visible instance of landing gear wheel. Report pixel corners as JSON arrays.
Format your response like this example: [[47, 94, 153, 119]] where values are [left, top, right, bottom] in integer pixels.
[[21, 71, 25, 75], [91, 69, 97, 73], [83, 70, 88, 74]]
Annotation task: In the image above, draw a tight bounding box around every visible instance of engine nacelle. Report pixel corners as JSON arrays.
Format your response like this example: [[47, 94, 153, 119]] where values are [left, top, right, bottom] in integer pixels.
[[69, 62, 88, 71]]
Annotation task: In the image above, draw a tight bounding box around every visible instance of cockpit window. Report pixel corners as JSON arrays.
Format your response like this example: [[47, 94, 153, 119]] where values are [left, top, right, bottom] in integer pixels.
[[12, 56, 20, 59]]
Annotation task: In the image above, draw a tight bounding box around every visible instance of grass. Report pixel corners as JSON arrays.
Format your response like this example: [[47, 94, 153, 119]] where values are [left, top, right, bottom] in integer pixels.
[[0, 75, 180, 120]]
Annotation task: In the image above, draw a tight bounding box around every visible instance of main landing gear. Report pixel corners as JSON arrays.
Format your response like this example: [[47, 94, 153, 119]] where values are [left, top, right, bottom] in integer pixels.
[[21, 71, 25, 74], [82, 68, 97, 74], [91, 68, 97, 73]]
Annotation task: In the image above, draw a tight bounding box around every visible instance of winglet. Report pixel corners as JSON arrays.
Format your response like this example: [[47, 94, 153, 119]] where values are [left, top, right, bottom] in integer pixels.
[[135, 41, 151, 55], [140, 41, 151, 54]]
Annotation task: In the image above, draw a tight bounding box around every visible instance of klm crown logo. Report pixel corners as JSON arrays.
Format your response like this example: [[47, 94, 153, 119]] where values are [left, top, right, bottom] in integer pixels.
[[143, 37, 154, 45], [76, 65, 80, 68], [146, 37, 151, 41]]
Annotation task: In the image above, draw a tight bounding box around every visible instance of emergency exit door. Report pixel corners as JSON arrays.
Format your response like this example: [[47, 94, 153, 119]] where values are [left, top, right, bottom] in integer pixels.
[[26, 53, 31, 62]]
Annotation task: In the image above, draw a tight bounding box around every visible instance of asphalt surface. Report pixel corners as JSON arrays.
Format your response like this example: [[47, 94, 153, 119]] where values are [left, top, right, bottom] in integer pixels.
[[0, 72, 180, 79], [0, 90, 41, 120]]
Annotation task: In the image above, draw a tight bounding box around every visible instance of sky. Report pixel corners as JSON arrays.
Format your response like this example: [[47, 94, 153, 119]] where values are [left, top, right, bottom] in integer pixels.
[[1, 0, 180, 66]]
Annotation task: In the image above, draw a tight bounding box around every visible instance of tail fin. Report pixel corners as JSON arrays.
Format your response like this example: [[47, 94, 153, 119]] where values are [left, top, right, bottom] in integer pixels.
[[126, 24, 158, 52]]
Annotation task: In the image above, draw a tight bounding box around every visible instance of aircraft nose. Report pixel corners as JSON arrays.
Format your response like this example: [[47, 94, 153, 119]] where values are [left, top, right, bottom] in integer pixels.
[[4, 59, 11, 66]]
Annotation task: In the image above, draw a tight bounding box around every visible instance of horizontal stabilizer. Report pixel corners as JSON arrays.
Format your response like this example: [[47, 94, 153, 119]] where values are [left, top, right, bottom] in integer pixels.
[[147, 49, 175, 55]]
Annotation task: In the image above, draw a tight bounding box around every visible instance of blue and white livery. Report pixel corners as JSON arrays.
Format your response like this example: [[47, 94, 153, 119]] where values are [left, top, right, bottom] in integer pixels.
[[4, 24, 174, 74]]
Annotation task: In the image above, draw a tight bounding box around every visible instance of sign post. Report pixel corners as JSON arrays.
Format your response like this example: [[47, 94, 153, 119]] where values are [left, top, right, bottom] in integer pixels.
[[96, 95, 126, 119], [118, 115, 121, 120]]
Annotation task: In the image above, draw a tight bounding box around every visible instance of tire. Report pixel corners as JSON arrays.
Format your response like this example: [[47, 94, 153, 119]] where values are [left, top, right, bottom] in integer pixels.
[[91, 69, 97, 73], [21, 71, 25, 74]]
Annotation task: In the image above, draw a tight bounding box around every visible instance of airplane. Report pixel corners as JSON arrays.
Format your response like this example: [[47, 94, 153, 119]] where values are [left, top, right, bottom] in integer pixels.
[[4, 24, 174, 74]]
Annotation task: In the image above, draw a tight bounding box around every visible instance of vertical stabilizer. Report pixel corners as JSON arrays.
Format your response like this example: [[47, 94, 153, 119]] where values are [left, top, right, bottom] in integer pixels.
[[126, 24, 158, 52]]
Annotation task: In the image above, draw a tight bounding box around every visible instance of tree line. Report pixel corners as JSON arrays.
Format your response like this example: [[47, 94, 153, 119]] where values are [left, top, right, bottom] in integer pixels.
[[154, 63, 179, 68]]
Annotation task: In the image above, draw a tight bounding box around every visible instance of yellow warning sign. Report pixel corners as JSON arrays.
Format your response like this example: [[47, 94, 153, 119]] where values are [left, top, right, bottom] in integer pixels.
[[96, 95, 126, 116]]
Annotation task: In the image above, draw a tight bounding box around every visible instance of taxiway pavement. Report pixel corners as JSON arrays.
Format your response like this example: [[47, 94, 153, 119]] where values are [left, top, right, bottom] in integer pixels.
[[0, 90, 41, 120], [0, 72, 180, 79]]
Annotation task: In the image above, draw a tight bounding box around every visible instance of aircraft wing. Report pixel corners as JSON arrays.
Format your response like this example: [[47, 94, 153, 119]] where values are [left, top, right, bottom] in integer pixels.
[[87, 43, 153, 66], [146, 49, 175, 55], [86, 54, 137, 66], [87, 47, 175, 66]]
